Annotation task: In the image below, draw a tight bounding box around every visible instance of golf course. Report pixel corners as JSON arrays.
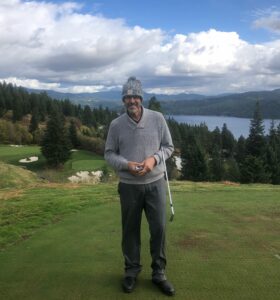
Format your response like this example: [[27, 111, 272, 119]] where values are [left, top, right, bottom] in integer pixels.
[[0, 145, 280, 300]]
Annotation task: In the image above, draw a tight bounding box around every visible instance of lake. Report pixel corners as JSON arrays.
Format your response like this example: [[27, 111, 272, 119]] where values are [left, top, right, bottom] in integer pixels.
[[169, 115, 280, 139]]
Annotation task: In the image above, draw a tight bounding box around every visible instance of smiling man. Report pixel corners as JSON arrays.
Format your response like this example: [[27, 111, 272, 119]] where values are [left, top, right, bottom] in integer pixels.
[[104, 77, 175, 296]]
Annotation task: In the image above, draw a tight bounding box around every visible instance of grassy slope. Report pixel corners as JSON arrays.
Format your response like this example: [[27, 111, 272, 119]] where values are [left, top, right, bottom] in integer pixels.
[[0, 180, 280, 300], [0, 161, 40, 188]]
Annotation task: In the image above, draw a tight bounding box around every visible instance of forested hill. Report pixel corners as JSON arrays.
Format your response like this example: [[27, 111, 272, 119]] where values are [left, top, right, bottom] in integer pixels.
[[27, 87, 280, 119], [161, 89, 280, 118]]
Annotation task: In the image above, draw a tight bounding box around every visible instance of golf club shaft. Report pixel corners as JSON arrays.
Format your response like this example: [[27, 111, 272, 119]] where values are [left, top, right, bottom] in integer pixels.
[[161, 148, 174, 220]]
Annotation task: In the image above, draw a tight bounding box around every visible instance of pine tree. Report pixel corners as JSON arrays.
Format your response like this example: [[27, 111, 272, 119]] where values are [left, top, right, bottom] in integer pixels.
[[211, 127, 222, 151], [69, 119, 80, 148], [209, 145, 223, 181], [223, 157, 240, 182], [235, 135, 246, 164], [240, 155, 269, 183], [12, 97, 23, 122], [83, 105, 93, 126], [241, 101, 269, 183], [29, 108, 39, 134], [265, 121, 280, 184], [181, 135, 208, 181], [148, 96, 162, 112], [62, 99, 74, 116], [246, 101, 266, 157], [0, 93, 5, 117], [167, 118, 182, 148], [221, 123, 235, 158], [41, 108, 71, 167]]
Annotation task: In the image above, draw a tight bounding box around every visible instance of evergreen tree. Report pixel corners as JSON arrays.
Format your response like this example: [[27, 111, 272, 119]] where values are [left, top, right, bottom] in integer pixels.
[[167, 118, 182, 148], [240, 155, 269, 183], [68, 119, 80, 148], [265, 121, 280, 184], [62, 99, 74, 116], [223, 157, 240, 182], [148, 96, 162, 112], [29, 108, 39, 134], [12, 97, 23, 122], [181, 135, 208, 181], [221, 123, 235, 157], [235, 135, 246, 163], [246, 101, 266, 157], [41, 108, 71, 167], [211, 127, 222, 151], [209, 145, 223, 181], [0, 94, 5, 117], [241, 102, 269, 183], [83, 105, 93, 126]]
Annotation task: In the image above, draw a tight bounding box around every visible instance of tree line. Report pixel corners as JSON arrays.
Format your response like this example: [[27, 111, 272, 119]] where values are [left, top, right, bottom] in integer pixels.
[[1, 83, 280, 184], [0, 81, 117, 166], [166, 101, 280, 184]]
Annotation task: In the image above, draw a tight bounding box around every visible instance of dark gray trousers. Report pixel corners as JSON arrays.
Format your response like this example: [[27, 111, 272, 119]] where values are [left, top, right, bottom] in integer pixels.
[[118, 177, 167, 281]]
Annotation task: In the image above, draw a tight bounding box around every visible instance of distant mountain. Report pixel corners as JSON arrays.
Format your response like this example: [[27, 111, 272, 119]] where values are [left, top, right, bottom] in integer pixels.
[[26, 87, 280, 118], [162, 89, 280, 118], [26, 88, 205, 105]]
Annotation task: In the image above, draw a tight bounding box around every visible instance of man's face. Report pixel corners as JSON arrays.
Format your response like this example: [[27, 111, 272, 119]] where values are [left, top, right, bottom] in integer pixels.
[[123, 95, 142, 115]]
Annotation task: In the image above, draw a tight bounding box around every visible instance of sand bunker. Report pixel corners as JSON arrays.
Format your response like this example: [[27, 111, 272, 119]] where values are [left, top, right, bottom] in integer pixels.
[[19, 156, 39, 163], [68, 170, 103, 184]]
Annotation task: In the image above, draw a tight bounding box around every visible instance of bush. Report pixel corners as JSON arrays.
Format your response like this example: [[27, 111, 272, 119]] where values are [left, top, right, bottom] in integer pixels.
[[78, 134, 105, 156], [0, 120, 32, 144]]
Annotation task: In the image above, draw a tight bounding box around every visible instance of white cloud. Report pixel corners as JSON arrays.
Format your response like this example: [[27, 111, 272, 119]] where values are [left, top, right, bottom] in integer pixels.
[[1, 1, 280, 95], [0, 77, 60, 90], [253, 8, 280, 34]]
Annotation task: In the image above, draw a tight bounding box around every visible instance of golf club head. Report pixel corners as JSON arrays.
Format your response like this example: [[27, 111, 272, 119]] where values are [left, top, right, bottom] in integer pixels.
[[169, 213, 174, 222]]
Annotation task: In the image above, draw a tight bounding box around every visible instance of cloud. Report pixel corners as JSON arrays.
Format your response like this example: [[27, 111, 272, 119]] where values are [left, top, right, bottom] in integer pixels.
[[253, 8, 280, 34], [1, 1, 280, 95], [0, 77, 60, 90]]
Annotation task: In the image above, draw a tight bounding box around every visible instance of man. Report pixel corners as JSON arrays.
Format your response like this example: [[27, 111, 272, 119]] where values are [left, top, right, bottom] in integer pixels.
[[104, 76, 175, 296]]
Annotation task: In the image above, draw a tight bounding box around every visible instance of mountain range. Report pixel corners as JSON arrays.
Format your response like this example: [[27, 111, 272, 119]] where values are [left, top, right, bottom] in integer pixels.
[[27, 87, 280, 119]]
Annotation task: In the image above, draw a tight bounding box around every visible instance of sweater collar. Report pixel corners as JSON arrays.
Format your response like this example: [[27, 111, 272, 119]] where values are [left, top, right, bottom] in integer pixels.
[[126, 106, 146, 129]]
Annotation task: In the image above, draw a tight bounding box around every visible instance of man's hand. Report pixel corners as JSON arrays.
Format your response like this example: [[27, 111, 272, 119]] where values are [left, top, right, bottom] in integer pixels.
[[127, 157, 156, 176], [137, 156, 156, 176], [128, 161, 144, 176]]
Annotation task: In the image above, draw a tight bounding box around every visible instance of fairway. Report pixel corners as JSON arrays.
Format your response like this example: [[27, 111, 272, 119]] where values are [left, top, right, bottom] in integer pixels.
[[0, 145, 107, 182], [0, 181, 280, 300]]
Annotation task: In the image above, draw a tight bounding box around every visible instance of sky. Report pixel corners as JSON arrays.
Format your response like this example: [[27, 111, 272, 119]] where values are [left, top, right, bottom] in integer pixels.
[[1, 0, 280, 95]]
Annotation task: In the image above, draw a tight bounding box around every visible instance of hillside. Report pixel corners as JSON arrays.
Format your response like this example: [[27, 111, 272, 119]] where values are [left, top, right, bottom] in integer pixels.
[[161, 89, 280, 118], [26, 88, 206, 111], [27, 87, 280, 118]]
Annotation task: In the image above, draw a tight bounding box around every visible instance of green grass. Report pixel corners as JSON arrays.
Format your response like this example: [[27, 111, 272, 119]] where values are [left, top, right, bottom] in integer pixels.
[[64, 150, 105, 172], [0, 145, 108, 182], [0, 145, 44, 170], [0, 181, 280, 299]]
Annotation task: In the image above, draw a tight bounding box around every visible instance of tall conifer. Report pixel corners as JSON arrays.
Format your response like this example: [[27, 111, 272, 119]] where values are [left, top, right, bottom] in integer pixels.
[[181, 135, 208, 181], [41, 107, 71, 167]]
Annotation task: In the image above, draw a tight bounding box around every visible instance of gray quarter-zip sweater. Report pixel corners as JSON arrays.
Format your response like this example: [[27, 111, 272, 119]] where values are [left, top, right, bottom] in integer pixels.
[[104, 107, 174, 184]]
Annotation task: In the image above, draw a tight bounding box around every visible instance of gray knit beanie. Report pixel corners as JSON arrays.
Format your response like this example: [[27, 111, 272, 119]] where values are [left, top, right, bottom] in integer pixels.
[[122, 76, 143, 100]]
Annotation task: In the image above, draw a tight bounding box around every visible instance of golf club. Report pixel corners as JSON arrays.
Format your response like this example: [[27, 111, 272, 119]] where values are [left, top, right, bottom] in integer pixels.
[[161, 148, 175, 222]]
